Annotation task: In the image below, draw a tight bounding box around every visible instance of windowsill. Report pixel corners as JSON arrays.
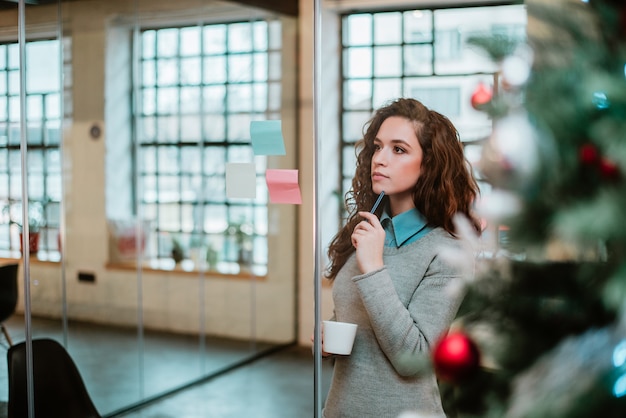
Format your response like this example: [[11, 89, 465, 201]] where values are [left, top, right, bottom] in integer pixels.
[[0, 250, 61, 265], [1, 252, 267, 280], [106, 258, 268, 280]]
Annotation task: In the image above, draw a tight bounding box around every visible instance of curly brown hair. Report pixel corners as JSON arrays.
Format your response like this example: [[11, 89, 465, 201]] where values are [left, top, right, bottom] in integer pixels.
[[326, 98, 482, 280]]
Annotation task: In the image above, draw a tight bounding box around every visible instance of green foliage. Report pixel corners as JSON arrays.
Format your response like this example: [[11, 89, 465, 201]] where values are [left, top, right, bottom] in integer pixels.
[[446, 1, 626, 417], [2, 200, 45, 233], [171, 236, 184, 263], [467, 33, 523, 62]]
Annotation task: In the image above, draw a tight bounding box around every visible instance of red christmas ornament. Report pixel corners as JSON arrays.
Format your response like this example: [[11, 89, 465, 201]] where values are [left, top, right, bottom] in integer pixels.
[[579, 143, 599, 165], [470, 83, 493, 110], [598, 157, 620, 180], [432, 331, 480, 383]]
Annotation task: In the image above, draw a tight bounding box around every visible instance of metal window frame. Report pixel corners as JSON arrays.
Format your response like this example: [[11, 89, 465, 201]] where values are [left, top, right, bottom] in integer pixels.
[[135, 20, 280, 274], [338, 3, 526, 221], [0, 39, 62, 256]]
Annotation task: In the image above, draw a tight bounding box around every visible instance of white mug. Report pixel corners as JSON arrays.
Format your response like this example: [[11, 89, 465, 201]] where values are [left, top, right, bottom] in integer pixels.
[[323, 320, 358, 355]]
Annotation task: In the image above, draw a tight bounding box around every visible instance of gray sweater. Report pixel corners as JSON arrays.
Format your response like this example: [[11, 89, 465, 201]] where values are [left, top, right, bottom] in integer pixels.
[[323, 228, 465, 418]]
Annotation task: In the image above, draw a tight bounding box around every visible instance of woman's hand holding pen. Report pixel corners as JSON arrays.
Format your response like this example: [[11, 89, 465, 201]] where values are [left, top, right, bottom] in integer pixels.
[[351, 211, 385, 274]]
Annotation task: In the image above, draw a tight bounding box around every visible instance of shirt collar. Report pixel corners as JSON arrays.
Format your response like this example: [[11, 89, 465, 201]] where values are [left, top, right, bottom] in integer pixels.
[[380, 207, 429, 247]]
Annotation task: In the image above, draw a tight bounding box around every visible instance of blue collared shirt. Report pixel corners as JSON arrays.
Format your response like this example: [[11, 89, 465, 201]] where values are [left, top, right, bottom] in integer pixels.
[[380, 207, 432, 248]]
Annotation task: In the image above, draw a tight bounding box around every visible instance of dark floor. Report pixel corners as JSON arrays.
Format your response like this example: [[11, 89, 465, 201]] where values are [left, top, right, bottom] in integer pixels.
[[0, 315, 332, 418]]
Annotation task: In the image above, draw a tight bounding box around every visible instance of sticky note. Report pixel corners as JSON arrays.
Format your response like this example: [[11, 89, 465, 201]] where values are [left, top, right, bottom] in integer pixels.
[[226, 163, 256, 199], [265, 169, 302, 205], [250, 120, 286, 156]]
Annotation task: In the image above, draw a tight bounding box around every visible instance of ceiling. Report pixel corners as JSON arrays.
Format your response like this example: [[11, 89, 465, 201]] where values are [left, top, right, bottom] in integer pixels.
[[227, 0, 297, 16], [0, 0, 298, 16]]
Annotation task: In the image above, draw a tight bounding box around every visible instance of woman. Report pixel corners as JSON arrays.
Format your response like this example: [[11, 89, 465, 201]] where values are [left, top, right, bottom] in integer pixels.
[[322, 98, 482, 417]]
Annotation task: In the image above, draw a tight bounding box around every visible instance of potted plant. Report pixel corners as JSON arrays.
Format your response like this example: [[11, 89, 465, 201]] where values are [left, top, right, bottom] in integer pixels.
[[225, 219, 253, 266], [2, 201, 45, 254], [170, 235, 185, 264]]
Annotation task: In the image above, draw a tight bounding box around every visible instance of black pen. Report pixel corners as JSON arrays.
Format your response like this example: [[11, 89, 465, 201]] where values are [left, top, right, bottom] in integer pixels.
[[370, 191, 385, 214]]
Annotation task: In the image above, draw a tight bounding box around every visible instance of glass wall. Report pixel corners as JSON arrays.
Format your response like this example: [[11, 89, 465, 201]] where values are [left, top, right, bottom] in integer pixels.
[[311, 0, 527, 413], [0, 0, 298, 415]]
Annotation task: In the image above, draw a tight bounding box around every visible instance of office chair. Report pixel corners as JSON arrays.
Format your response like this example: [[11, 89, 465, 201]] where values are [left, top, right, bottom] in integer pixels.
[[7, 338, 102, 418], [0, 263, 18, 346]]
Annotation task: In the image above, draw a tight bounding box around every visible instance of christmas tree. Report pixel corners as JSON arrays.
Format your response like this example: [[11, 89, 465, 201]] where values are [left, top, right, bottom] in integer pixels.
[[431, 1, 626, 417]]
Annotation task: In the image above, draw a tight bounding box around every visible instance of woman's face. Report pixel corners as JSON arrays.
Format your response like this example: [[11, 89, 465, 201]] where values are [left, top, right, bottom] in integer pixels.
[[371, 116, 423, 215]]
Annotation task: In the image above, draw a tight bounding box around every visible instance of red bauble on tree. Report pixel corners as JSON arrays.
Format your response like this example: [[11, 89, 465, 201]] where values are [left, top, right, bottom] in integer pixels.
[[579, 143, 599, 166], [578, 143, 621, 180], [432, 331, 481, 383], [470, 82, 493, 110], [598, 157, 620, 180]]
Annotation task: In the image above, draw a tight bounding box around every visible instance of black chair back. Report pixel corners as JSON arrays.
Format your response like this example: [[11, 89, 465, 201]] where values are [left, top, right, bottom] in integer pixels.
[[7, 338, 102, 418], [0, 263, 18, 321], [0, 263, 18, 346]]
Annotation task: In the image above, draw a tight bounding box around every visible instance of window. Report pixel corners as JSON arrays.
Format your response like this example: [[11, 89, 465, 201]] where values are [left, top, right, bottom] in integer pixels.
[[339, 4, 527, 215], [0, 39, 65, 259], [136, 20, 282, 276]]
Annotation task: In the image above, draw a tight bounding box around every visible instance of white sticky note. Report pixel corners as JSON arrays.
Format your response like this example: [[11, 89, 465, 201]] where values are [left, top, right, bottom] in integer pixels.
[[226, 163, 256, 199]]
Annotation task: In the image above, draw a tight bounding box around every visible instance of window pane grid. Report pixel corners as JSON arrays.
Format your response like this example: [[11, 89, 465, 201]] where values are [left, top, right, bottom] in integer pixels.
[[138, 20, 281, 275], [0, 40, 63, 258], [339, 5, 526, 218]]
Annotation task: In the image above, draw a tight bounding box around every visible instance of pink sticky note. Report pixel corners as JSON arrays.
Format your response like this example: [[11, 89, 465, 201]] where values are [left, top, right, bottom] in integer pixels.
[[265, 169, 302, 205]]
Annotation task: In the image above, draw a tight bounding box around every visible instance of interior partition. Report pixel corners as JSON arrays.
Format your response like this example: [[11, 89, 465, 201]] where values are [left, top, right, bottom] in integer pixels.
[[1, 0, 299, 416]]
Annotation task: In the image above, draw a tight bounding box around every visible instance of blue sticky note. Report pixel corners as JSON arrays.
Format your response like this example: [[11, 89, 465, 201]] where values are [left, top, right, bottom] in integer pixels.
[[250, 120, 286, 156]]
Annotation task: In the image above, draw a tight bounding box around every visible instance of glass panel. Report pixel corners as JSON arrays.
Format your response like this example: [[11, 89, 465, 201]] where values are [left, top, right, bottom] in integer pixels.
[[180, 26, 200, 56], [180, 115, 201, 141], [404, 74, 494, 141], [228, 54, 253, 82], [404, 10, 433, 42], [134, 8, 291, 413], [180, 57, 201, 85], [203, 25, 227, 54], [45, 93, 61, 120], [156, 87, 179, 114], [333, 5, 527, 415], [27, 40, 60, 93], [227, 84, 253, 112], [157, 28, 178, 57], [180, 87, 201, 113], [342, 144, 358, 177], [374, 12, 402, 45], [340, 4, 526, 203], [343, 79, 372, 110], [344, 47, 372, 78], [434, 6, 526, 74], [228, 22, 253, 52], [373, 78, 401, 109], [2, 0, 299, 415], [203, 114, 226, 141], [373, 46, 401, 77], [403, 44, 433, 75], [268, 50, 281, 80], [203, 55, 226, 83], [226, 114, 252, 141], [342, 111, 371, 142], [155, 117, 178, 143], [203, 85, 226, 112], [253, 52, 268, 81], [344, 14, 372, 46], [26, 95, 42, 120]]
